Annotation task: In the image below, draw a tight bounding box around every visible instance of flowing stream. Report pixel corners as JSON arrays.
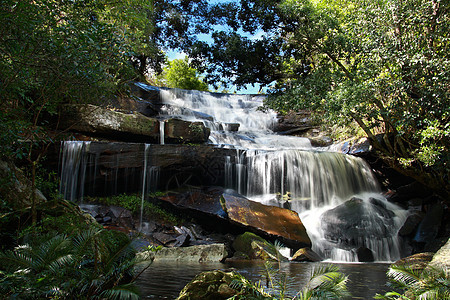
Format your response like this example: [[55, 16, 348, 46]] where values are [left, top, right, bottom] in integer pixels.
[[60, 85, 408, 262]]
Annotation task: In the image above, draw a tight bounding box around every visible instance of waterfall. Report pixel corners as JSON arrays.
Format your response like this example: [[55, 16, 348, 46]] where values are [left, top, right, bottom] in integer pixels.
[[158, 86, 407, 262], [159, 120, 165, 145], [59, 84, 407, 262], [59, 142, 159, 207], [59, 141, 90, 202]]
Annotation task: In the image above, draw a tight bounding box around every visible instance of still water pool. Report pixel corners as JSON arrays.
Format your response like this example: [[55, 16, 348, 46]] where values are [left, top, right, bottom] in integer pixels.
[[136, 261, 391, 299]]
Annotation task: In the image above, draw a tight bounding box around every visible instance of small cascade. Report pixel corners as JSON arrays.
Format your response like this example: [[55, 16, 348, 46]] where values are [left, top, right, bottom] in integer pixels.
[[59, 141, 90, 202], [140, 144, 150, 231], [159, 120, 165, 145], [159, 87, 311, 149], [59, 142, 159, 209]]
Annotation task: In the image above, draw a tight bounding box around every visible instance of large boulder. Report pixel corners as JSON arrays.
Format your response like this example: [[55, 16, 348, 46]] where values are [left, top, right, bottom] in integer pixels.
[[232, 232, 287, 261], [158, 188, 311, 250], [176, 270, 240, 300], [60, 104, 159, 142], [163, 118, 211, 144], [291, 247, 322, 262], [321, 197, 396, 247], [222, 192, 311, 250]]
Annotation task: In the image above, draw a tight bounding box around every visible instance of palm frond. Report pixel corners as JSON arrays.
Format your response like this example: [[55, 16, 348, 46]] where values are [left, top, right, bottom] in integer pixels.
[[295, 265, 350, 300], [100, 283, 140, 300]]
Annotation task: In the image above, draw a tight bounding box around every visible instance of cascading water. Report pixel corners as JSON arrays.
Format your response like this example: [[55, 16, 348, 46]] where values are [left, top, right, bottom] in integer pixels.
[[59, 141, 91, 202], [157, 86, 407, 262]]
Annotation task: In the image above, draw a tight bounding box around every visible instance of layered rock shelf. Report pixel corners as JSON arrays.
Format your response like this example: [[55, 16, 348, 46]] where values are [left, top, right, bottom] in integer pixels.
[[60, 104, 210, 144]]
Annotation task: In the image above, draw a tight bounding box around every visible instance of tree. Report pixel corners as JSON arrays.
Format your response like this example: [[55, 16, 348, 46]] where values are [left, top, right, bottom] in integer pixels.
[[157, 58, 209, 91]]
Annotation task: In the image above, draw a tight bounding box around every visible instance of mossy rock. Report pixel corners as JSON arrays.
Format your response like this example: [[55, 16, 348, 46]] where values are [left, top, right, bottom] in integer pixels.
[[176, 270, 239, 300], [232, 232, 287, 261]]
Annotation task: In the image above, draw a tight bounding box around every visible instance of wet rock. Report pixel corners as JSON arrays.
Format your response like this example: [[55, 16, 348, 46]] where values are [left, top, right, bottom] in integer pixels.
[[388, 181, 433, 204], [222, 192, 311, 250], [131, 82, 163, 105], [399, 211, 425, 237], [321, 197, 396, 247], [176, 270, 240, 300], [232, 232, 287, 261], [221, 123, 240, 132], [164, 118, 210, 144], [153, 232, 177, 246], [356, 247, 375, 262], [309, 136, 333, 147], [413, 203, 444, 244], [291, 247, 322, 262], [60, 142, 237, 197], [273, 110, 314, 134]]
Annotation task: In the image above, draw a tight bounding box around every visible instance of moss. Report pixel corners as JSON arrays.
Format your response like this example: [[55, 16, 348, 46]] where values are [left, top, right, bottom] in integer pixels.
[[232, 232, 284, 261]]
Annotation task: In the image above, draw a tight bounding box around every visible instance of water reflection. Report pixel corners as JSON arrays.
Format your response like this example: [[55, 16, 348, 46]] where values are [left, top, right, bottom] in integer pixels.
[[136, 261, 390, 299]]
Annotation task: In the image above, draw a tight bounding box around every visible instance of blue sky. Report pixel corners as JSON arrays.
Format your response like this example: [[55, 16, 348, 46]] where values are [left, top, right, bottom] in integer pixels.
[[166, 1, 268, 94]]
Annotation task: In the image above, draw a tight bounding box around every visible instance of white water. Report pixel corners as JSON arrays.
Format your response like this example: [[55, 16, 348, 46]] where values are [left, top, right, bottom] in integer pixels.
[[59, 141, 90, 202], [159, 120, 165, 145], [157, 86, 407, 262]]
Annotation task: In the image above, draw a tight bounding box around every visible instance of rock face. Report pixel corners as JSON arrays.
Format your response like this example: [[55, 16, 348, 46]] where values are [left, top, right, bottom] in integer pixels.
[[232, 232, 287, 261], [176, 270, 240, 300], [321, 197, 396, 247], [159, 188, 311, 251], [60, 104, 210, 144]]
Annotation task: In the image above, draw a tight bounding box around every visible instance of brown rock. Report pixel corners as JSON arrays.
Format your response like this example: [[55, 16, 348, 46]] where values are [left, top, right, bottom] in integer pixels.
[[222, 193, 311, 249]]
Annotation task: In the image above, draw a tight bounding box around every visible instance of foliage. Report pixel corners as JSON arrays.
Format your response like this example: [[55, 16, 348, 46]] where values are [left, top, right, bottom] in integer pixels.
[[229, 264, 350, 300], [154, 57, 209, 91], [374, 264, 450, 300], [0, 227, 151, 299]]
